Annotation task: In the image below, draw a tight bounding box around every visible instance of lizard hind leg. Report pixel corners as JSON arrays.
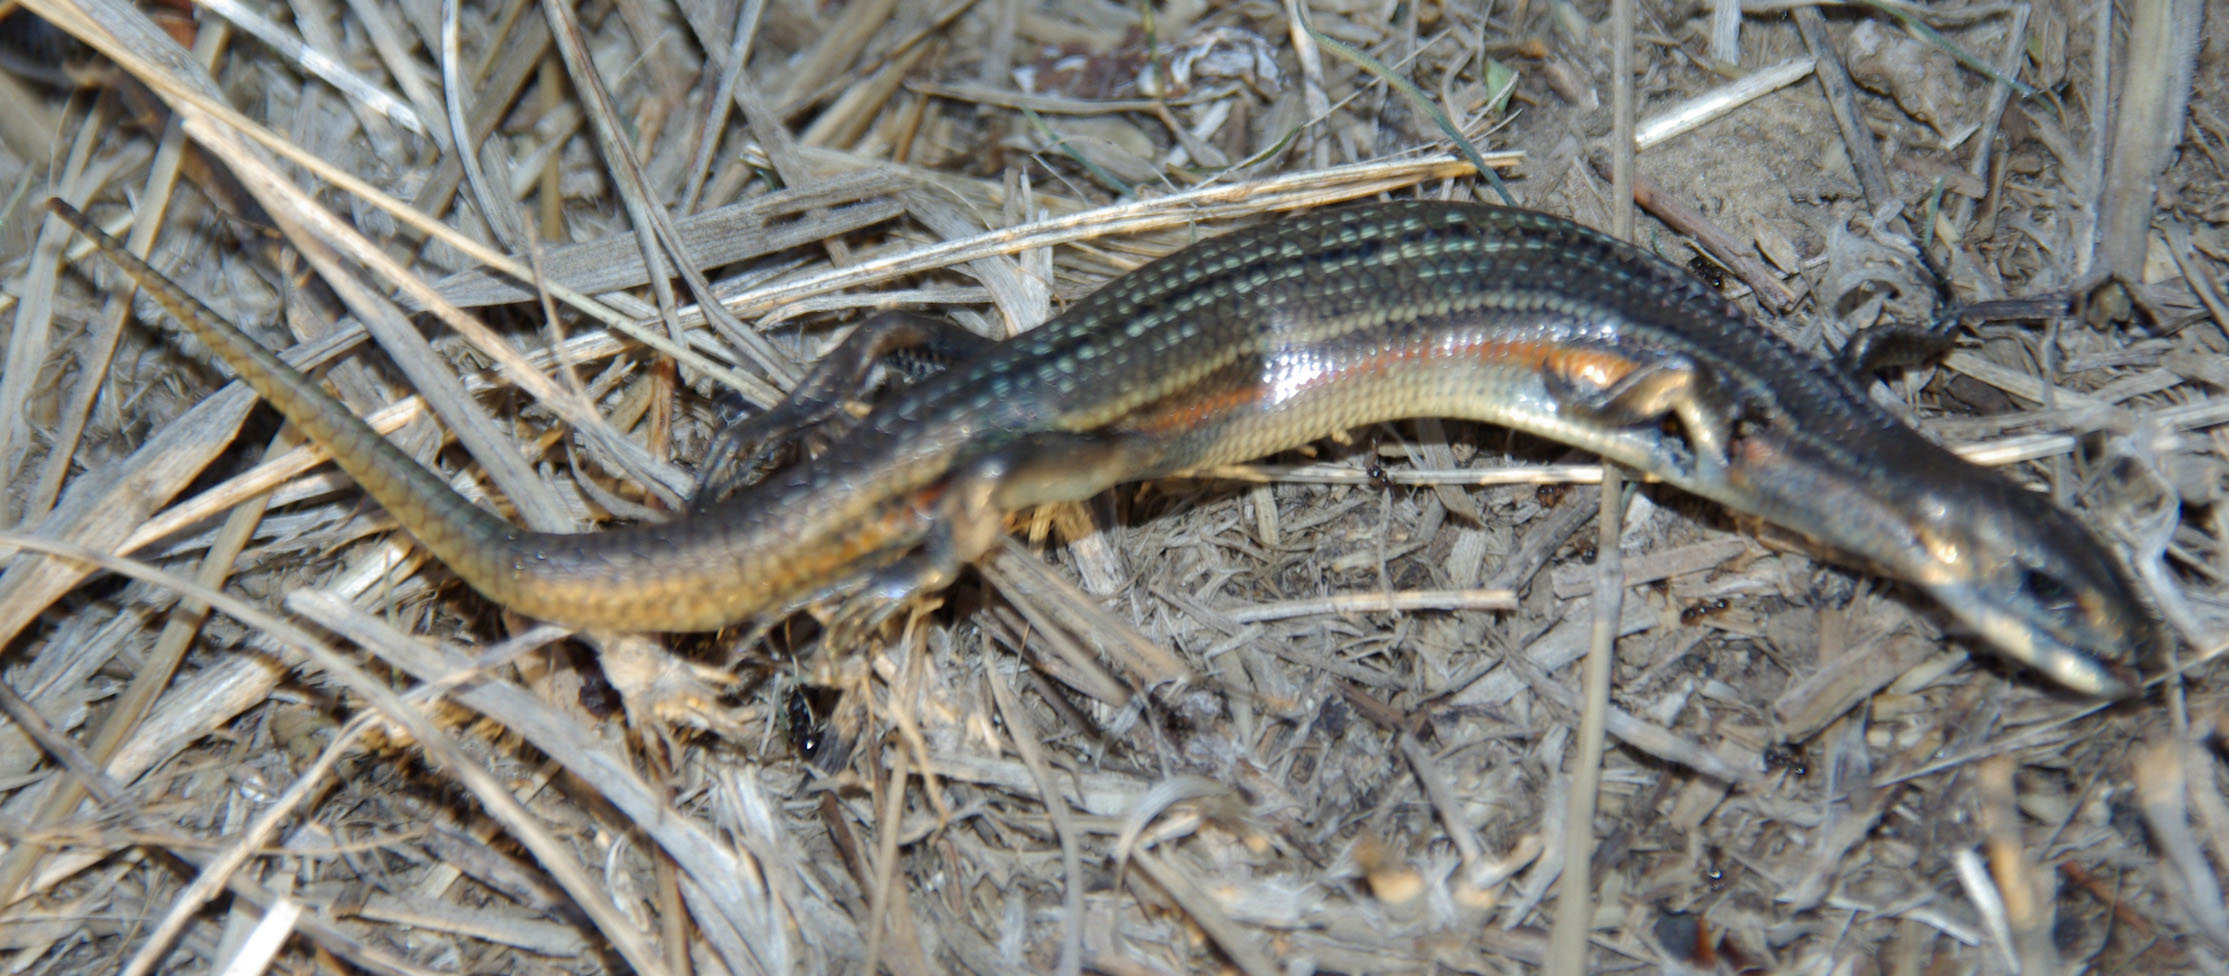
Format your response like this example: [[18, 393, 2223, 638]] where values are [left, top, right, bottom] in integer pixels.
[[820, 428, 1156, 648], [694, 311, 995, 510]]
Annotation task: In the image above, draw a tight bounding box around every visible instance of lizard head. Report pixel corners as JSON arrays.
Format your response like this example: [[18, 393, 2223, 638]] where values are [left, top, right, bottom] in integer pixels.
[[1899, 472, 2165, 697]]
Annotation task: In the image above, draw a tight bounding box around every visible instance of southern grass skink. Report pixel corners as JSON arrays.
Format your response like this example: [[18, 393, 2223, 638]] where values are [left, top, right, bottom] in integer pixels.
[[50, 200, 2161, 695]]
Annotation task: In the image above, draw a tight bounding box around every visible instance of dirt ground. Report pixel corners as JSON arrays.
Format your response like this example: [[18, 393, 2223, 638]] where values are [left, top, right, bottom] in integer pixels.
[[0, 0, 2223, 972]]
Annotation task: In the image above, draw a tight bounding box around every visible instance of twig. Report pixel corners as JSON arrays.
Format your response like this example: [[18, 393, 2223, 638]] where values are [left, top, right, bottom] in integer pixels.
[[1792, 8, 1892, 210], [1623, 171, 1801, 311], [1546, 468, 1631, 974]]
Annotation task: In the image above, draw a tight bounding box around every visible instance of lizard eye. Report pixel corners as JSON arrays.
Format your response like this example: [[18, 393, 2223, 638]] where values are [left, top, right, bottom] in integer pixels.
[[2016, 564, 2075, 615]]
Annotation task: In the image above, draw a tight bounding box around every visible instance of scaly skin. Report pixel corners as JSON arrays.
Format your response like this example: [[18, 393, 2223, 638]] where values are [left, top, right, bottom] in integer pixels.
[[51, 200, 2161, 694]]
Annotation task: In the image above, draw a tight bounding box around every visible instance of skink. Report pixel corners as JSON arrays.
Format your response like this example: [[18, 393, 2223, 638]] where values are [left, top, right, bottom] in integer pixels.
[[51, 200, 2160, 695]]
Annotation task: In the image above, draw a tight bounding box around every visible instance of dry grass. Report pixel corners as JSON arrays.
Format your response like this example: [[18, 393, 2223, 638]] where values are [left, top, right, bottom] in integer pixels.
[[0, 0, 2223, 972]]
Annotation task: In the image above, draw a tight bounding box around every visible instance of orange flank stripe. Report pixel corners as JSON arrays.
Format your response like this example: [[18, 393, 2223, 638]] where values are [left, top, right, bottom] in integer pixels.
[[793, 484, 942, 580], [1540, 345, 1641, 391], [1120, 385, 1264, 435]]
